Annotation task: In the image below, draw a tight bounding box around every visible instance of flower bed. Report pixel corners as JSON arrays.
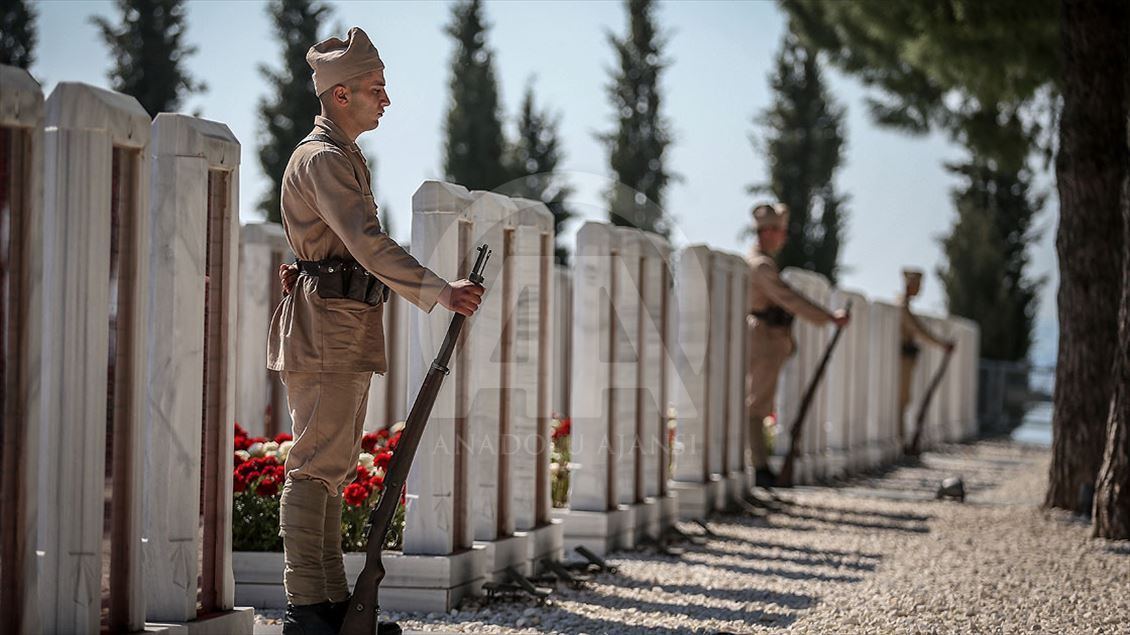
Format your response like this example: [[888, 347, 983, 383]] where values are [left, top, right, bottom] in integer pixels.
[[232, 422, 406, 552], [550, 416, 571, 508]]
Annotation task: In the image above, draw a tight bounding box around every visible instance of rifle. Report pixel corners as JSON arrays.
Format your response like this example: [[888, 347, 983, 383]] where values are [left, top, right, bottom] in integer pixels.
[[906, 345, 954, 456], [340, 244, 491, 635], [776, 301, 852, 488]]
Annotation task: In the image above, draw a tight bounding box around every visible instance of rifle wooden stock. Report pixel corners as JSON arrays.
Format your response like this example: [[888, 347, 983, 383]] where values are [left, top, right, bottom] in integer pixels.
[[777, 302, 851, 488], [340, 244, 491, 635], [906, 347, 954, 456]]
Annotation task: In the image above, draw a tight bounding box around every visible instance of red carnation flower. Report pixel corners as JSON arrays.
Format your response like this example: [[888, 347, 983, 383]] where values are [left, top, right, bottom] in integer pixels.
[[233, 473, 249, 493], [355, 464, 371, 483], [369, 474, 385, 491], [343, 482, 370, 507], [552, 418, 571, 442], [274, 432, 293, 444], [388, 431, 402, 451], [376, 428, 390, 439], [361, 432, 381, 454], [234, 422, 248, 438], [234, 452, 246, 467], [375, 451, 393, 471], [255, 476, 280, 497]]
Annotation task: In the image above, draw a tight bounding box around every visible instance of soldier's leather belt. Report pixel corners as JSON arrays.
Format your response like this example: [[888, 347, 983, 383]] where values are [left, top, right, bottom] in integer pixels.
[[296, 257, 390, 306], [750, 306, 795, 328]]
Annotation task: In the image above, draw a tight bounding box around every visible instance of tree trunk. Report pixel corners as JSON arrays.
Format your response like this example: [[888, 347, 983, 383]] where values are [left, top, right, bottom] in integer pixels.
[[1046, 0, 1128, 511], [1093, 0, 1130, 540]]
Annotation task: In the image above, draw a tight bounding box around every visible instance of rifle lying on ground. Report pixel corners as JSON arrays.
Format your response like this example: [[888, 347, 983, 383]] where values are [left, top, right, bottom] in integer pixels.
[[906, 346, 954, 456], [776, 301, 852, 488], [340, 244, 490, 635]]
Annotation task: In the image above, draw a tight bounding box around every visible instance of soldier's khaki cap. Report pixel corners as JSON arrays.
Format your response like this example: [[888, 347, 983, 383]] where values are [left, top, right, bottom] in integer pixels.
[[752, 203, 789, 230], [307, 27, 385, 96], [902, 268, 924, 284]]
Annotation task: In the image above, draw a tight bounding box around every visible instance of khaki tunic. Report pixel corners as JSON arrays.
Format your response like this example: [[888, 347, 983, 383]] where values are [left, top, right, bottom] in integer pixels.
[[266, 116, 449, 604], [897, 296, 949, 440], [266, 115, 447, 374], [744, 248, 835, 469]]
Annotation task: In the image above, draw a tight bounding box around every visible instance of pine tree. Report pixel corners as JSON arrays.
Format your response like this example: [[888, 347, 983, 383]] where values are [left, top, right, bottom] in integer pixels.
[[0, 0, 36, 69], [602, 0, 673, 237], [91, 0, 204, 117], [937, 150, 1045, 362], [752, 31, 848, 283], [504, 84, 575, 265], [257, 0, 331, 223], [443, 0, 509, 192]]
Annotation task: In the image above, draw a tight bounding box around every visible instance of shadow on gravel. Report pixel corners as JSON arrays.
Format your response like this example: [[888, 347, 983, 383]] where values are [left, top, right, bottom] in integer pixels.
[[768, 508, 931, 534], [784, 501, 933, 523], [697, 543, 879, 572], [704, 533, 882, 560], [655, 582, 817, 610], [1104, 543, 1130, 556], [681, 554, 865, 584]]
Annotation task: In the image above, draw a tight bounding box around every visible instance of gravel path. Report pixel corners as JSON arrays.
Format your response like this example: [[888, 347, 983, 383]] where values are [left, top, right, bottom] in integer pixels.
[[255, 440, 1129, 634]]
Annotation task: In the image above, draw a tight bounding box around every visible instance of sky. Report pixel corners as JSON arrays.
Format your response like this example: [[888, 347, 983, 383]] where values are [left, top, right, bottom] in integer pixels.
[[30, 0, 1059, 366]]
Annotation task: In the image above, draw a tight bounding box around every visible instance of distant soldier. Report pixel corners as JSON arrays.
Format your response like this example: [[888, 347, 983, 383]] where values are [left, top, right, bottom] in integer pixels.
[[898, 268, 955, 446], [745, 203, 849, 486]]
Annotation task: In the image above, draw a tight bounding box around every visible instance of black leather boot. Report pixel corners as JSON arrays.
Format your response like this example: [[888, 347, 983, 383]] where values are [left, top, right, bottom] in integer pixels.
[[321, 600, 402, 635], [755, 467, 777, 488], [283, 603, 337, 635]]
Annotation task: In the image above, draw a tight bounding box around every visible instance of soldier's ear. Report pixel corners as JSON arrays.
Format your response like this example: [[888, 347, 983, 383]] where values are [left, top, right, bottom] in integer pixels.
[[331, 84, 350, 106]]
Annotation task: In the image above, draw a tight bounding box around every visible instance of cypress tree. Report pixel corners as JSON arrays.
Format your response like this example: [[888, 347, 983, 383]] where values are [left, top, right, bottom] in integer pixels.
[[601, 0, 673, 237], [91, 0, 204, 116], [504, 83, 575, 265], [443, 0, 509, 192], [257, 0, 331, 223], [752, 31, 848, 283], [0, 0, 36, 69], [938, 121, 1045, 363]]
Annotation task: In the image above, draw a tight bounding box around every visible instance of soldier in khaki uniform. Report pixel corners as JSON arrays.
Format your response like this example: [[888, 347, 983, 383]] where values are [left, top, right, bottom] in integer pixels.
[[268, 27, 483, 635], [745, 203, 849, 486], [897, 268, 954, 448]]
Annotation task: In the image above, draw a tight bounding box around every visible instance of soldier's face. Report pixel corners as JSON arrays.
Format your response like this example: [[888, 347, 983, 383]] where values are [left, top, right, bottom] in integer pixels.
[[348, 69, 391, 132], [758, 227, 786, 254]]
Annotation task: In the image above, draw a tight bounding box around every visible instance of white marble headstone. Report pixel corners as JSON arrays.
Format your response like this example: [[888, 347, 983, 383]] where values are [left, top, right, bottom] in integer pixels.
[[143, 113, 241, 621], [0, 64, 45, 635], [39, 81, 151, 634]]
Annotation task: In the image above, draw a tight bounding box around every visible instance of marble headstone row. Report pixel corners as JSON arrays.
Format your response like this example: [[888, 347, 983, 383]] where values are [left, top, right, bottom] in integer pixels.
[[558, 223, 683, 556], [769, 272, 981, 480], [374, 181, 564, 611], [0, 71, 252, 634]]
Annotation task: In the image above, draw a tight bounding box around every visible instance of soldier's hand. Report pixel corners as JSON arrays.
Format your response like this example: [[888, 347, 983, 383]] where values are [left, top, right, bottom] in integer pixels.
[[832, 309, 851, 328], [439, 279, 485, 317], [279, 263, 298, 296]]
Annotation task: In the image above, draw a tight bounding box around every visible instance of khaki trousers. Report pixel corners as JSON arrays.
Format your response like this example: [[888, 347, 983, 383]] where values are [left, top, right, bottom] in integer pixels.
[[745, 323, 794, 470], [279, 370, 372, 606], [898, 354, 916, 446]]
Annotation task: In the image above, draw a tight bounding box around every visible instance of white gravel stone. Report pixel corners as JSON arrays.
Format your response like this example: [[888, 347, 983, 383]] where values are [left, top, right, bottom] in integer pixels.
[[254, 440, 1129, 634]]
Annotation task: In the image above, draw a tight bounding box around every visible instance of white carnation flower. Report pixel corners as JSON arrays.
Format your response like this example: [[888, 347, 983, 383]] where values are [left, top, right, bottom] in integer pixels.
[[358, 452, 375, 468], [278, 441, 294, 460], [248, 442, 266, 458], [235, 450, 251, 461], [390, 421, 406, 435], [263, 441, 280, 455]]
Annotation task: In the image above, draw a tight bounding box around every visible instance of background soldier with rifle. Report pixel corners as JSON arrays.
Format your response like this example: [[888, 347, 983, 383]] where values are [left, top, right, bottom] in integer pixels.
[[898, 268, 955, 453], [745, 203, 849, 487], [270, 27, 484, 635]]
